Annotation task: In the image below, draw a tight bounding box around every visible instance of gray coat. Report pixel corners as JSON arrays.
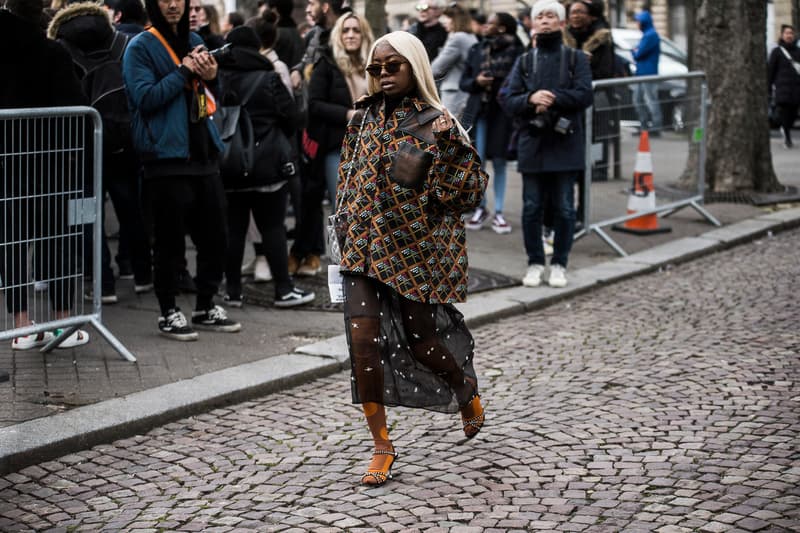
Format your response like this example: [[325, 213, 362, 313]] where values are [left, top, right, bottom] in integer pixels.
[[431, 31, 478, 121]]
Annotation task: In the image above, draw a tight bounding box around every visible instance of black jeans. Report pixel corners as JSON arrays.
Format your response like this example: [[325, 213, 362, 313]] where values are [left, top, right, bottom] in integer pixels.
[[106, 150, 152, 285], [225, 185, 292, 298], [142, 172, 228, 315]]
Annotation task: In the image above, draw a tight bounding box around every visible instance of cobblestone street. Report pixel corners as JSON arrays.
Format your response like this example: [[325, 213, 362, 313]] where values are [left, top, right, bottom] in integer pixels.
[[1, 229, 798, 532]]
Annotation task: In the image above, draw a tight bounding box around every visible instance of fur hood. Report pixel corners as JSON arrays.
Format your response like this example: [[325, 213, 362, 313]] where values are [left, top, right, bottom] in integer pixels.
[[564, 27, 612, 54], [47, 2, 113, 49]]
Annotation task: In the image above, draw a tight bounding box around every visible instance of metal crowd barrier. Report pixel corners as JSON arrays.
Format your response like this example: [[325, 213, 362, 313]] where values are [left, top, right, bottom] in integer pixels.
[[0, 107, 135, 362], [578, 71, 721, 256]]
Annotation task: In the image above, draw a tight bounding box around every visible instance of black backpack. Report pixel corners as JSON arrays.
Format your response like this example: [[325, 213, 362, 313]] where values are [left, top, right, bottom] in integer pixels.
[[59, 32, 132, 154], [213, 71, 267, 184]]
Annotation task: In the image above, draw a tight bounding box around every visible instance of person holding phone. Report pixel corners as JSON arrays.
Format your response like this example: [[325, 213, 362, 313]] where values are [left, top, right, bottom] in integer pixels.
[[123, 0, 241, 340]]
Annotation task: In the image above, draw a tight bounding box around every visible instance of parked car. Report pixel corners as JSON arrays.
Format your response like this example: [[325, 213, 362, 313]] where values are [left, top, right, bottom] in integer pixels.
[[611, 28, 689, 132]]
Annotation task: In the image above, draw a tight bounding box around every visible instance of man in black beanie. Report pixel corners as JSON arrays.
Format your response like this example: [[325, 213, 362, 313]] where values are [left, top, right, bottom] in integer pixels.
[[123, 0, 241, 340]]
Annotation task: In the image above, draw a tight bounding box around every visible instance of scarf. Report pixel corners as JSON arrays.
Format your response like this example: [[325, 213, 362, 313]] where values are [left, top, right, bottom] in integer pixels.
[[536, 29, 563, 50], [478, 33, 519, 81]]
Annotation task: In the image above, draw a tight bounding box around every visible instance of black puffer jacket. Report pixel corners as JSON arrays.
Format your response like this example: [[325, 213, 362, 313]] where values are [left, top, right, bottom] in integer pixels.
[[768, 41, 800, 106], [0, 10, 86, 109], [307, 54, 354, 154]]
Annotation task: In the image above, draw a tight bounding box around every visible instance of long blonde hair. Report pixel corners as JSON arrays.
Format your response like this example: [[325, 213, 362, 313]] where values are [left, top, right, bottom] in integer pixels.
[[366, 31, 470, 140], [330, 12, 374, 77]]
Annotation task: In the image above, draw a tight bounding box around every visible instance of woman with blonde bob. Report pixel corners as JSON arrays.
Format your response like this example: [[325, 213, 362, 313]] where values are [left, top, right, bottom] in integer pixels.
[[308, 11, 374, 207], [336, 31, 488, 487]]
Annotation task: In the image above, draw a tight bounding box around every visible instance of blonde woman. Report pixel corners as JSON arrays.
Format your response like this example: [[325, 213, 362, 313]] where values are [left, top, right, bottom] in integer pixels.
[[337, 31, 487, 487], [307, 12, 374, 208]]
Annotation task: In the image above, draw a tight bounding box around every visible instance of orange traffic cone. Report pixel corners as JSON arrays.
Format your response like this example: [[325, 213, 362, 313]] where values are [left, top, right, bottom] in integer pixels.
[[613, 131, 671, 235]]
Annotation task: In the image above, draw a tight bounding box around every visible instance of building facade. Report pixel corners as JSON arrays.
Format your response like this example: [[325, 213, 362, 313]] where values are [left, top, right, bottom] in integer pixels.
[[359, 0, 797, 51]]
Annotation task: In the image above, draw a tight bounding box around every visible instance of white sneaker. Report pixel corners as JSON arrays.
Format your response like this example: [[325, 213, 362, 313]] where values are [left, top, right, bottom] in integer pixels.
[[547, 264, 568, 288], [465, 207, 489, 230], [55, 329, 90, 349], [491, 213, 511, 234], [522, 264, 545, 287], [12, 331, 55, 350], [253, 256, 272, 282]]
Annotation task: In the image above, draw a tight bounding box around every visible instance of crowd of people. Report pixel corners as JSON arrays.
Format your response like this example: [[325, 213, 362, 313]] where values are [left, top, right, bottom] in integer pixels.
[[1, 0, 798, 480]]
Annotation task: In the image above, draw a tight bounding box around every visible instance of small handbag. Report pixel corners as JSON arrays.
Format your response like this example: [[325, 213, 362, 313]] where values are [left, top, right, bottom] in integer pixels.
[[327, 109, 369, 264]]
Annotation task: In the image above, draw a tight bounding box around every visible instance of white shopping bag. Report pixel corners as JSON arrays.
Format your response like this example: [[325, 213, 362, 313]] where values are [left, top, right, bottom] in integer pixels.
[[328, 265, 344, 303]]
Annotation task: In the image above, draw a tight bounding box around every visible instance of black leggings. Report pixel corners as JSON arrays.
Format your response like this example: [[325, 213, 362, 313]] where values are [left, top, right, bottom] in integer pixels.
[[225, 185, 292, 298], [343, 274, 475, 406]]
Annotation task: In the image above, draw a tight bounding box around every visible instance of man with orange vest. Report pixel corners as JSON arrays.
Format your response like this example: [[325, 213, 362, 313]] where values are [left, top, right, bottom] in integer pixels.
[[123, 0, 240, 340]]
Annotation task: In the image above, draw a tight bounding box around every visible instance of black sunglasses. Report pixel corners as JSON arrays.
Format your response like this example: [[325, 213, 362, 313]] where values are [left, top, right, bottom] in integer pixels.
[[365, 60, 407, 78]]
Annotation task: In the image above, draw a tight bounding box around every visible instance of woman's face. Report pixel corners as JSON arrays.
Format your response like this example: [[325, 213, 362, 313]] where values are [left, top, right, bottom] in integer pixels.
[[341, 16, 363, 54], [781, 27, 796, 45], [485, 14, 502, 36], [440, 14, 453, 33], [368, 42, 415, 98]]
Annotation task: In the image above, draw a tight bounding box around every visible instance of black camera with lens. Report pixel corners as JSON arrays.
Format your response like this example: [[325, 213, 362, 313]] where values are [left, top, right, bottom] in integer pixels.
[[208, 43, 233, 62], [528, 109, 572, 135]]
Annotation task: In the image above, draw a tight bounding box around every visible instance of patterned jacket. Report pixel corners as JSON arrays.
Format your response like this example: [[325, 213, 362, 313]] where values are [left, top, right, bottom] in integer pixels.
[[337, 95, 487, 304]]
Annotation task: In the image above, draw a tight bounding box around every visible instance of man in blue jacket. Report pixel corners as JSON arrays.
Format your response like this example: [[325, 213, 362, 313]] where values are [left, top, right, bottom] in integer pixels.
[[123, 0, 240, 340], [501, 0, 593, 289], [632, 10, 662, 133]]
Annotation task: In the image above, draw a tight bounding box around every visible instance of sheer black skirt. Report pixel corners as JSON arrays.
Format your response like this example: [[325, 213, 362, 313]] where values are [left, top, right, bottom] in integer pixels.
[[343, 273, 478, 414]]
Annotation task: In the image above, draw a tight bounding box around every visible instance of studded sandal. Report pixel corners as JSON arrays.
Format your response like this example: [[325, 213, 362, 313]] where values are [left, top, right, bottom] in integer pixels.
[[460, 394, 485, 440], [360, 448, 398, 486]]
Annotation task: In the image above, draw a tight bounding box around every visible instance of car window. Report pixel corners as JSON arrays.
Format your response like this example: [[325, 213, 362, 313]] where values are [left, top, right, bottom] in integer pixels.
[[660, 39, 687, 62]]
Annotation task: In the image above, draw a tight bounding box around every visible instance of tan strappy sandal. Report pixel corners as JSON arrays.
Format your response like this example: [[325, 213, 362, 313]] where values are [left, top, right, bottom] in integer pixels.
[[360, 448, 398, 486], [460, 394, 485, 440]]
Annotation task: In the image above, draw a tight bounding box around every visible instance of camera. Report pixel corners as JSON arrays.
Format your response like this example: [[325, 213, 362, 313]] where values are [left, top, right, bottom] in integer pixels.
[[528, 109, 572, 135], [208, 43, 233, 62]]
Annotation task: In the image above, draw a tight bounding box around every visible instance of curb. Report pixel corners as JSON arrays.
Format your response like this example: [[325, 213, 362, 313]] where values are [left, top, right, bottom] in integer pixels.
[[2, 206, 799, 474], [0, 354, 340, 475]]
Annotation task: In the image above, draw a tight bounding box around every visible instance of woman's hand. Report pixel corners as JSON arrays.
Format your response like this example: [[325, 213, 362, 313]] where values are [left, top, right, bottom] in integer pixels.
[[432, 109, 454, 134]]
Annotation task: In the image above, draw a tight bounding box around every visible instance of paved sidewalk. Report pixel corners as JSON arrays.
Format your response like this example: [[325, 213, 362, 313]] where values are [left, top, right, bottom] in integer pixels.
[[0, 224, 797, 531], [0, 131, 798, 473]]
